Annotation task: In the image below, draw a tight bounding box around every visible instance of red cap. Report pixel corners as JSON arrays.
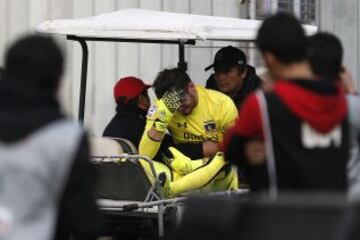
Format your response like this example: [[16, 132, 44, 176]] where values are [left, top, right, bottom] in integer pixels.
[[113, 76, 151, 102]]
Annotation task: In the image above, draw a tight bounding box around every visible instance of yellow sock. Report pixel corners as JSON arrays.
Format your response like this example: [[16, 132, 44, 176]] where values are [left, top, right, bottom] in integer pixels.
[[205, 166, 239, 192]]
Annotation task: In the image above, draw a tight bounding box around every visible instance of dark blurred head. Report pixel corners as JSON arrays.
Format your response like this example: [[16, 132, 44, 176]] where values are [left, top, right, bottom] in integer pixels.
[[256, 12, 306, 64], [4, 34, 64, 94], [116, 89, 150, 111], [153, 68, 197, 115], [307, 32, 343, 83]]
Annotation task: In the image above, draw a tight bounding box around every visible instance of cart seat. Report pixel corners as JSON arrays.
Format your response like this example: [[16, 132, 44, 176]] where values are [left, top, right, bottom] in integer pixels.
[[90, 137, 152, 201]]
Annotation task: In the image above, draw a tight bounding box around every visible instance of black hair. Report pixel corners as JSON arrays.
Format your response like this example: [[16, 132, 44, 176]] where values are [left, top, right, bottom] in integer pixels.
[[153, 68, 191, 98], [307, 32, 343, 83], [117, 96, 139, 107], [4, 34, 64, 93], [0, 67, 3, 80], [256, 12, 306, 63], [116, 88, 149, 107]]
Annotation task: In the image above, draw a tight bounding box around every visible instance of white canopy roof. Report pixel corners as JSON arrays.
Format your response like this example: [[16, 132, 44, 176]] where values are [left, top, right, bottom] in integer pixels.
[[37, 8, 317, 42]]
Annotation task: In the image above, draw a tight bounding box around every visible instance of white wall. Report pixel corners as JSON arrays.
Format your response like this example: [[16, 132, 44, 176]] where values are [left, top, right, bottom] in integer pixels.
[[0, 0, 246, 136], [319, 0, 360, 90]]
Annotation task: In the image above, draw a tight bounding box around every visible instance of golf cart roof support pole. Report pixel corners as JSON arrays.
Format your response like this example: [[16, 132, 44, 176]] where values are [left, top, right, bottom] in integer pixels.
[[67, 35, 89, 123], [178, 40, 187, 71]]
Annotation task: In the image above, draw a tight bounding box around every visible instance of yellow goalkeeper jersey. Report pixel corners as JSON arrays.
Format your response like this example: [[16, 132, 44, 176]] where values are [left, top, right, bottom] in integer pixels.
[[167, 86, 237, 143], [140, 85, 238, 158]]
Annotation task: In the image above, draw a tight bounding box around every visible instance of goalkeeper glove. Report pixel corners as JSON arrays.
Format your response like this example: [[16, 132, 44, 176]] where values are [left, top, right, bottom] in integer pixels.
[[162, 147, 193, 175], [153, 89, 185, 132]]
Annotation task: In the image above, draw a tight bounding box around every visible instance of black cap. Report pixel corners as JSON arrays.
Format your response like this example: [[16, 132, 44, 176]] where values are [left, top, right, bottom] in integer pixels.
[[205, 46, 247, 72]]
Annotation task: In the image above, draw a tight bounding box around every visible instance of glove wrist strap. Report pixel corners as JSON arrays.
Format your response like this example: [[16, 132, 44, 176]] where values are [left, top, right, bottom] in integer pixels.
[[153, 119, 168, 132]]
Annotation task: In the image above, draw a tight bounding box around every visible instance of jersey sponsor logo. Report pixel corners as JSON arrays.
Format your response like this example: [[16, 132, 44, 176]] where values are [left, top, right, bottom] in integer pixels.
[[177, 122, 188, 128], [147, 105, 156, 118], [302, 122, 342, 148], [183, 132, 219, 142], [204, 120, 216, 132], [184, 132, 205, 141]]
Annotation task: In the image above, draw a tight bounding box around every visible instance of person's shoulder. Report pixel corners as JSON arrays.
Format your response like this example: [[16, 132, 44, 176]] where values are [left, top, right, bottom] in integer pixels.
[[197, 85, 232, 102], [197, 85, 237, 113]]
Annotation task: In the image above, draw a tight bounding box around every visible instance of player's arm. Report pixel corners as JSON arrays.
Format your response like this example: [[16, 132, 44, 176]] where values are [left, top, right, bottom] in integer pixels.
[[219, 96, 238, 133], [139, 89, 184, 159], [139, 119, 163, 159], [181, 97, 238, 159], [197, 95, 239, 158], [169, 141, 217, 159]]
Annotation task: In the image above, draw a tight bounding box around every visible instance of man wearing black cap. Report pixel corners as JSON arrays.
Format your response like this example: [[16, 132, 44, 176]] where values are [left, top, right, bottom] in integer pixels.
[[205, 46, 261, 107]]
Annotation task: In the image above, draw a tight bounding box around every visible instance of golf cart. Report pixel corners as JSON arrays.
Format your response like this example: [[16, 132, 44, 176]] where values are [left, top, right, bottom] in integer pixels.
[[37, 8, 317, 239]]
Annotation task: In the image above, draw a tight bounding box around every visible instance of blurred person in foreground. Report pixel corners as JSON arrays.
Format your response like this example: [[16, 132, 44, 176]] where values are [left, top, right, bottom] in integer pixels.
[[0, 34, 100, 240], [307, 32, 360, 199], [205, 46, 261, 108], [223, 13, 349, 192], [103, 76, 151, 147]]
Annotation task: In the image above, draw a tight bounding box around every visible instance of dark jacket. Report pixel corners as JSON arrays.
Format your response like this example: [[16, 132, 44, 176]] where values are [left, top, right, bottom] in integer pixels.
[[206, 65, 261, 107], [0, 79, 100, 240], [103, 104, 147, 148], [103, 104, 204, 159], [224, 80, 349, 191]]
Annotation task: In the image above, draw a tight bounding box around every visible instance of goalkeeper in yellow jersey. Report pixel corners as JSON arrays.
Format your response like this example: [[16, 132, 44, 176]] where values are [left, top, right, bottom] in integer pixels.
[[139, 68, 238, 197]]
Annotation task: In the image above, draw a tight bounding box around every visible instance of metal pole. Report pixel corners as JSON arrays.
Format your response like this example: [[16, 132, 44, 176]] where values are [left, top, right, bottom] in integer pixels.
[[316, 0, 322, 31], [293, 0, 301, 18], [271, 0, 278, 14], [78, 39, 89, 122], [248, 0, 256, 67], [177, 40, 187, 71], [158, 204, 164, 237]]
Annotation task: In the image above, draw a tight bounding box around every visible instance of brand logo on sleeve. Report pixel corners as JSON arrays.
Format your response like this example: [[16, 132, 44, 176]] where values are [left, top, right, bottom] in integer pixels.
[[147, 105, 156, 118]]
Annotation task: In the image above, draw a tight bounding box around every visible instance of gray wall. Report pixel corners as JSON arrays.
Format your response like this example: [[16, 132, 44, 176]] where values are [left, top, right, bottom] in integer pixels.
[[319, 0, 360, 89], [0, 0, 247, 135], [3, 0, 349, 136]]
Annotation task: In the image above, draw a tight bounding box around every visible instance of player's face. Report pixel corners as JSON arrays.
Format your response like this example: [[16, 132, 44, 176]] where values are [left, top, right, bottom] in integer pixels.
[[214, 66, 247, 95], [178, 82, 197, 116]]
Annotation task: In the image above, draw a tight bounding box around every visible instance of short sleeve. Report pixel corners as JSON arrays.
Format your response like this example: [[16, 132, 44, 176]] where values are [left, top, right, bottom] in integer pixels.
[[218, 96, 238, 132]]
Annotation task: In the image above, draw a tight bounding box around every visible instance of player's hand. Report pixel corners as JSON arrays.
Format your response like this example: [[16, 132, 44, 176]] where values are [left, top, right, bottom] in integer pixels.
[[163, 147, 193, 175], [153, 89, 185, 132]]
